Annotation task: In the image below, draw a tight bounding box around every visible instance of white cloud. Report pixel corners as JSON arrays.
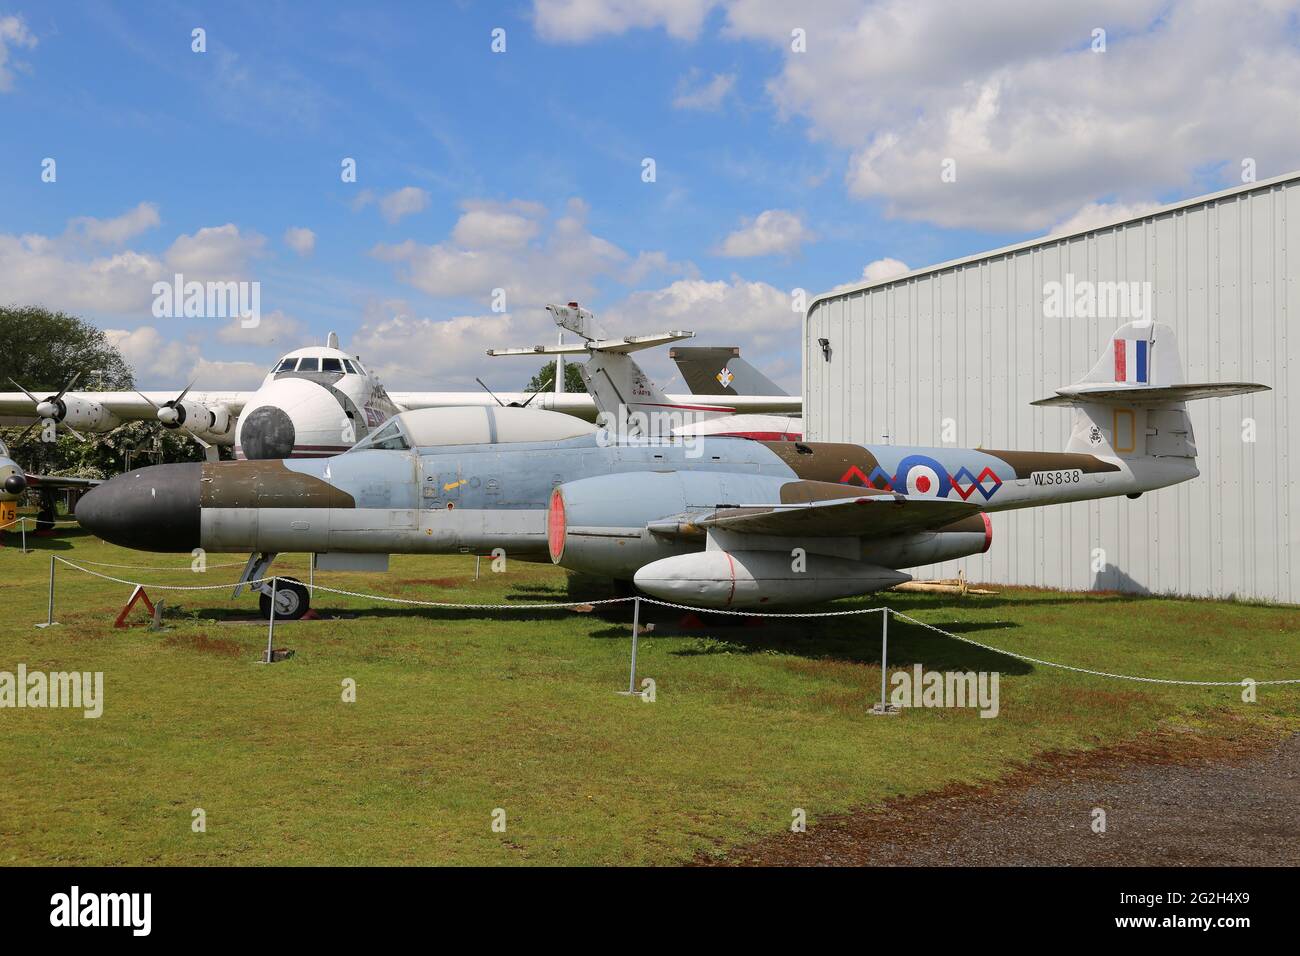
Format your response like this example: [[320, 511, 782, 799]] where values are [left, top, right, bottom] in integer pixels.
[[103, 326, 270, 389], [216, 308, 306, 349], [165, 224, 265, 277], [673, 70, 735, 110], [533, 0, 719, 42], [830, 257, 912, 293], [603, 275, 800, 389], [103, 327, 200, 385], [1047, 200, 1165, 237], [372, 197, 627, 308], [536, 1, 1300, 232], [351, 186, 432, 224], [0, 234, 163, 314], [716, 209, 814, 257], [451, 200, 545, 249], [622, 249, 697, 285], [0, 210, 268, 317], [68, 202, 161, 245], [0, 14, 36, 93], [350, 307, 520, 389], [861, 257, 910, 282], [189, 358, 267, 390], [283, 226, 316, 257], [745, 0, 1300, 230], [379, 186, 430, 224]]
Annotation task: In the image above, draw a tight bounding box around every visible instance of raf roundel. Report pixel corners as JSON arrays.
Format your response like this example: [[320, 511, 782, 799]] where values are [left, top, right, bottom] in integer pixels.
[[893, 455, 953, 498]]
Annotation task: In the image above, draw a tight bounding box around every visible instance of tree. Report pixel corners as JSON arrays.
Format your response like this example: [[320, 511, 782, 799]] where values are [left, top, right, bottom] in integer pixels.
[[524, 360, 586, 394], [0, 305, 134, 392], [0, 304, 206, 478]]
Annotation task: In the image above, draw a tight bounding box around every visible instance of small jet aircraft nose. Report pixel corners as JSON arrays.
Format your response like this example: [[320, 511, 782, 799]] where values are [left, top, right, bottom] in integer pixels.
[[76, 463, 202, 552], [2, 473, 25, 496]]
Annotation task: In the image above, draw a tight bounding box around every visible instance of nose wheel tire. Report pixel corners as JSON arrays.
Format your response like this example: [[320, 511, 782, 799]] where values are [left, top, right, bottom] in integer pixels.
[[259, 577, 311, 621]]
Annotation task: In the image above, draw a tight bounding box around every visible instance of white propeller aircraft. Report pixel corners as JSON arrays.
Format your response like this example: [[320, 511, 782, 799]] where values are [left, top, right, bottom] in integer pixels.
[[0, 323, 801, 461]]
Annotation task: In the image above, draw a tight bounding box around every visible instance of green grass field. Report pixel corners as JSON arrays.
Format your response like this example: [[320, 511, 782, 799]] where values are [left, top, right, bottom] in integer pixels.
[[1, 514, 1296, 865]]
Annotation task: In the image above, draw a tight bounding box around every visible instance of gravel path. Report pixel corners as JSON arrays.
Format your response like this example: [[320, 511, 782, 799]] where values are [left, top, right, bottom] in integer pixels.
[[703, 728, 1300, 866]]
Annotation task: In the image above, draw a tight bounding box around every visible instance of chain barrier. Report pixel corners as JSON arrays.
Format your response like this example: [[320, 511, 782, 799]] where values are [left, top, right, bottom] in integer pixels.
[[41, 557, 1300, 686]]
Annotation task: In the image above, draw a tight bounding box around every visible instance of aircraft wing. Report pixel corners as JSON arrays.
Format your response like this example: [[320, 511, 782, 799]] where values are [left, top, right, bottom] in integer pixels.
[[0, 390, 254, 420], [695, 492, 982, 539]]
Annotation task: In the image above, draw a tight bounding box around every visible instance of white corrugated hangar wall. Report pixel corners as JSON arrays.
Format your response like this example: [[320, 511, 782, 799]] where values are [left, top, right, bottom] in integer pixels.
[[804, 172, 1300, 604]]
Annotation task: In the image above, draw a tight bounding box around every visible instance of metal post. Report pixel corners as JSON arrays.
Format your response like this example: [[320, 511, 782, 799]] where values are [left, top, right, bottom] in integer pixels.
[[36, 555, 58, 628], [871, 607, 898, 715], [263, 577, 278, 663], [475, 555, 481, 581], [20, 516, 27, 553], [879, 607, 888, 707], [616, 597, 644, 696], [308, 555, 314, 596], [628, 597, 642, 693]]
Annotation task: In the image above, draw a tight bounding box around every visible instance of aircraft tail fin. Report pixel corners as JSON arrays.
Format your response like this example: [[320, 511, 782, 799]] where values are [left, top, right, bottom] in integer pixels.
[[1032, 321, 1268, 459], [580, 350, 734, 437], [668, 346, 788, 396]]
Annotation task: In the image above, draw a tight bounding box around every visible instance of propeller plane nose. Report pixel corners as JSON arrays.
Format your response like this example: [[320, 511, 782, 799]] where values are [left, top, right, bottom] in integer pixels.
[[76, 463, 202, 552]]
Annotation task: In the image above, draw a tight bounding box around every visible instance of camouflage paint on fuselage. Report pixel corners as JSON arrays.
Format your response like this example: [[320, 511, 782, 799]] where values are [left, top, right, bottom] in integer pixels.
[[193, 433, 1178, 559]]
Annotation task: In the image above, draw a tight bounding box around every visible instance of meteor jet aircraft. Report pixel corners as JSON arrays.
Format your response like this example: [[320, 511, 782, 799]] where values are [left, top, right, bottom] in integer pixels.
[[0, 438, 100, 532], [75, 322, 1265, 618]]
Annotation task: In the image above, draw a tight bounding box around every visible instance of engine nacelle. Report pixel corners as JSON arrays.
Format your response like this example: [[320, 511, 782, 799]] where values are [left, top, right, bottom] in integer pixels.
[[191, 403, 235, 442], [866, 514, 992, 567], [41, 396, 118, 433], [547, 470, 788, 580], [634, 550, 910, 608]]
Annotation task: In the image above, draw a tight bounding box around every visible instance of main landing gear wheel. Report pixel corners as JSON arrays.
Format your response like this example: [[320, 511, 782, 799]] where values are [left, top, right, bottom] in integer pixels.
[[259, 577, 311, 621]]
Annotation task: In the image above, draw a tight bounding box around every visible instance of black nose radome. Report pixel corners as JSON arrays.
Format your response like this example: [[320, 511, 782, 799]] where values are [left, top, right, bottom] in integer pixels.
[[3, 474, 25, 496], [76, 463, 201, 552], [240, 406, 296, 460]]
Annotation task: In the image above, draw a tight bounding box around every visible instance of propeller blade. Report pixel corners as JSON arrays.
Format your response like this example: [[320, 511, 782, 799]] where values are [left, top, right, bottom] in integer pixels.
[[15, 418, 40, 444], [135, 390, 161, 410], [7, 378, 40, 404], [475, 378, 506, 407], [173, 380, 196, 405], [60, 422, 86, 442], [52, 371, 82, 403], [181, 426, 212, 450], [519, 375, 553, 408]]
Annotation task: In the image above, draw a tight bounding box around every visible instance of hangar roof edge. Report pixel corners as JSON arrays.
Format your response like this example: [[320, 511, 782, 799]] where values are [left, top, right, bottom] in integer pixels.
[[808, 168, 1300, 314]]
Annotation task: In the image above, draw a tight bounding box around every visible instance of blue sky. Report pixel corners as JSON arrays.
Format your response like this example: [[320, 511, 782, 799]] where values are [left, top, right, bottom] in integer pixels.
[[2, 1, 1298, 390]]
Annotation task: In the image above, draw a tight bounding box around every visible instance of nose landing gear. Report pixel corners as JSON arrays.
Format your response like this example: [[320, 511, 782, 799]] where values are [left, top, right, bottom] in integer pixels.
[[258, 577, 311, 621], [236, 552, 313, 620]]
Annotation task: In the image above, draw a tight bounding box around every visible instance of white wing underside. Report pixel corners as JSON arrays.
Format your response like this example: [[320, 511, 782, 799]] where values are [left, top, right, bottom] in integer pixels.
[[0, 391, 254, 421]]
